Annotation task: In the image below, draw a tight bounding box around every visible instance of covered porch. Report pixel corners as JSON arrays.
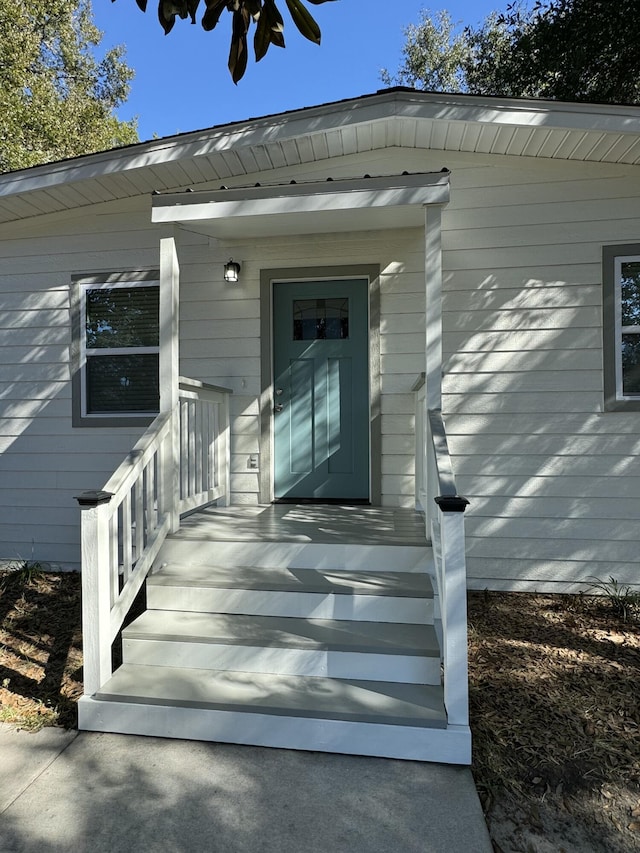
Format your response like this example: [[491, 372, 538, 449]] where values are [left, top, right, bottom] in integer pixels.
[[153, 170, 450, 507], [74, 168, 472, 765]]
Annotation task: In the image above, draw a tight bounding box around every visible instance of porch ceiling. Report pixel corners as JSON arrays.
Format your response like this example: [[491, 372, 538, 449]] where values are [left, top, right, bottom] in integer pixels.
[[151, 171, 450, 238]]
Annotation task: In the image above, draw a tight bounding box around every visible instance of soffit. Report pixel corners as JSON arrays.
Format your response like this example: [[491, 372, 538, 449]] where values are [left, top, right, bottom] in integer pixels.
[[0, 89, 638, 226]]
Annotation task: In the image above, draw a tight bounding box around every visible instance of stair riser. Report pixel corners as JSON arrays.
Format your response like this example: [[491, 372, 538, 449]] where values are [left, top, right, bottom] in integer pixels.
[[122, 638, 441, 685], [156, 541, 432, 573], [78, 697, 471, 764], [146, 586, 434, 624]]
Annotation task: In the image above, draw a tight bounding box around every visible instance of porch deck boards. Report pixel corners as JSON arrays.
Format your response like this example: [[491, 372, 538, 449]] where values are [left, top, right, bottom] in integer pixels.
[[177, 504, 427, 546]]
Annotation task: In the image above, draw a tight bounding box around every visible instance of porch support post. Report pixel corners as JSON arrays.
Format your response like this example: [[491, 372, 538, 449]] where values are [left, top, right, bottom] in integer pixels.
[[159, 225, 180, 413], [159, 226, 181, 532], [424, 204, 444, 411]]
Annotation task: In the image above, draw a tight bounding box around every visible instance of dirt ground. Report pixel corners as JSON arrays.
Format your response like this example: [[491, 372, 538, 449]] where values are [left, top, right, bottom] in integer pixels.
[[0, 567, 639, 851], [468, 589, 640, 852]]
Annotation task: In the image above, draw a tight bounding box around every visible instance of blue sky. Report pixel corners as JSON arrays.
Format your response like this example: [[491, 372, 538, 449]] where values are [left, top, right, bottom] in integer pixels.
[[93, 1, 501, 141]]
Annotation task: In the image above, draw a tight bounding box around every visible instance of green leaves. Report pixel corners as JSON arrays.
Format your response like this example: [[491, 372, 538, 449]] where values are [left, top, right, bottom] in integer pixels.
[[202, 0, 226, 32], [115, 0, 335, 82], [285, 0, 320, 44], [1, 0, 138, 172], [254, 0, 285, 63], [228, 5, 250, 83], [383, 0, 640, 105], [157, 0, 200, 35]]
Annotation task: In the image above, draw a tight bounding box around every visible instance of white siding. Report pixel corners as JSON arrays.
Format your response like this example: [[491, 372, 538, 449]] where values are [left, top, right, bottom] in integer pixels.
[[0, 201, 159, 568], [438, 153, 640, 590], [2, 143, 639, 591]]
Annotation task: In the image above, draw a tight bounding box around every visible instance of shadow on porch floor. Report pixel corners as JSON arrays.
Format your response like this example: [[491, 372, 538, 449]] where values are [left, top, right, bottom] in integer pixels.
[[177, 504, 428, 546]]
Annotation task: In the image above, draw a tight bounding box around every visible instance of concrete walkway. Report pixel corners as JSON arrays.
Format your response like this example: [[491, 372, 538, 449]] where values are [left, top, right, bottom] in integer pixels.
[[0, 725, 492, 853]]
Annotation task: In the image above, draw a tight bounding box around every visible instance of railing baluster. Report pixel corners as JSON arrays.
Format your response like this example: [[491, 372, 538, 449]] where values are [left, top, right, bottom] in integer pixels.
[[134, 478, 144, 562], [218, 389, 231, 507], [195, 400, 204, 496], [77, 378, 232, 698], [203, 401, 212, 492], [157, 429, 167, 518], [109, 511, 120, 597], [210, 400, 218, 491], [175, 378, 232, 513], [145, 458, 155, 542], [180, 399, 189, 500], [122, 490, 133, 581]]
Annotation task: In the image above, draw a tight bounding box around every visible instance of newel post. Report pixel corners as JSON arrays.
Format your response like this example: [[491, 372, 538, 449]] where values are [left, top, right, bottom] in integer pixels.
[[75, 490, 114, 696], [435, 494, 470, 729]]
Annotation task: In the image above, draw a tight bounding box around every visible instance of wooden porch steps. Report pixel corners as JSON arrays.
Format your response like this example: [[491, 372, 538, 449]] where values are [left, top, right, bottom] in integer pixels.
[[146, 563, 435, 622], [78, 537, 471, 764], [122, 609, 441, 684], [95, 664, 448, 727], [85, 662, 463, 761]]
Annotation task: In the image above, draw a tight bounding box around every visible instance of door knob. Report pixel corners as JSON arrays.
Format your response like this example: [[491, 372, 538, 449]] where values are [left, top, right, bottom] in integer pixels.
[[274, 403, 284, 413]]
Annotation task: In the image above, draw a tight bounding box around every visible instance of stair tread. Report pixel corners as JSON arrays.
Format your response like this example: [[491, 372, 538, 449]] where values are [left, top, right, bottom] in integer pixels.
[[150, 564, 433, 598], [96, 664, 447, 728], [124, 611, 440, 657]]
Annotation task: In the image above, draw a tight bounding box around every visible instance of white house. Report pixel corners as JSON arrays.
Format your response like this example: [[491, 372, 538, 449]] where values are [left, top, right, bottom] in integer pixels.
[[1, 88, 639, 763]]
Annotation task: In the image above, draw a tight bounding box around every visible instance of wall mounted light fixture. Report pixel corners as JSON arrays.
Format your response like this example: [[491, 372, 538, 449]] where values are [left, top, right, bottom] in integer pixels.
[[224, 259, 241, 283]]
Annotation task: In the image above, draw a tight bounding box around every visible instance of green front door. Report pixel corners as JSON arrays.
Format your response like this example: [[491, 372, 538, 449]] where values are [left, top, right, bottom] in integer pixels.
[[273, 279, 369, 501]]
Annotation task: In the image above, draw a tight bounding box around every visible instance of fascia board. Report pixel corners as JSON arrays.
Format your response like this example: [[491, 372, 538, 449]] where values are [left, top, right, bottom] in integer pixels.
[[415, 101, 640, 135], [151, 173, 451, 223], [1, 89, 639, 200], [0, 96, 400, 198]]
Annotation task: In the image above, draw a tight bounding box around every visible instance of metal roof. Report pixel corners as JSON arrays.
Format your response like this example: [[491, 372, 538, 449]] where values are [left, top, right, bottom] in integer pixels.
[[151, 170, 451, 238], [1, 87, 639, 226]]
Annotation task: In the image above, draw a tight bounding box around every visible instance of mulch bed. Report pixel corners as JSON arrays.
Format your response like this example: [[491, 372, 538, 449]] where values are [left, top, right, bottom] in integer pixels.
[[468, 590, 640, 852], [0, 568, 638, 850], [0, 568, 82, 730]]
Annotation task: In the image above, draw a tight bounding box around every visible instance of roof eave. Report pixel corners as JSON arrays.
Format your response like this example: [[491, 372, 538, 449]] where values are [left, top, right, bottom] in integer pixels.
[[2, 88, 639, 200]]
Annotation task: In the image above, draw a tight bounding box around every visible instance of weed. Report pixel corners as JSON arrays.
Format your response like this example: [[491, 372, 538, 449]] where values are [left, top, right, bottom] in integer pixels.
[[0, 700, 58, 731], [4, 559, 45, 587], [588, 576, 640, 623]]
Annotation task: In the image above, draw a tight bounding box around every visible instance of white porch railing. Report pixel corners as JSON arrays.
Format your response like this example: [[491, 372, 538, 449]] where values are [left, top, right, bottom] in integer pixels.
[[76, 377, 232, 696], [415, 379, 470, 732]]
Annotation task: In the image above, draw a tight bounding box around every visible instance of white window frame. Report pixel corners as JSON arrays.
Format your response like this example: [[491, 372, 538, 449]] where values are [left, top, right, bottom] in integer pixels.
[[71, 271, 161, 427], [603, 245, 640, 412], [614, 255, 640, 401]]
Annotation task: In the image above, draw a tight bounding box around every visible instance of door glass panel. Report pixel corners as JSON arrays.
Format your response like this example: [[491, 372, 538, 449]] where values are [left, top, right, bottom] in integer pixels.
[[293, 298, 349, 340]]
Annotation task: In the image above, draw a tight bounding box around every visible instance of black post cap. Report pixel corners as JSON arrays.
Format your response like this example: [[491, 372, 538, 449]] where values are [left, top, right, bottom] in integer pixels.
[[434, 494, 470, 513], [74, 490, 114, 507]]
